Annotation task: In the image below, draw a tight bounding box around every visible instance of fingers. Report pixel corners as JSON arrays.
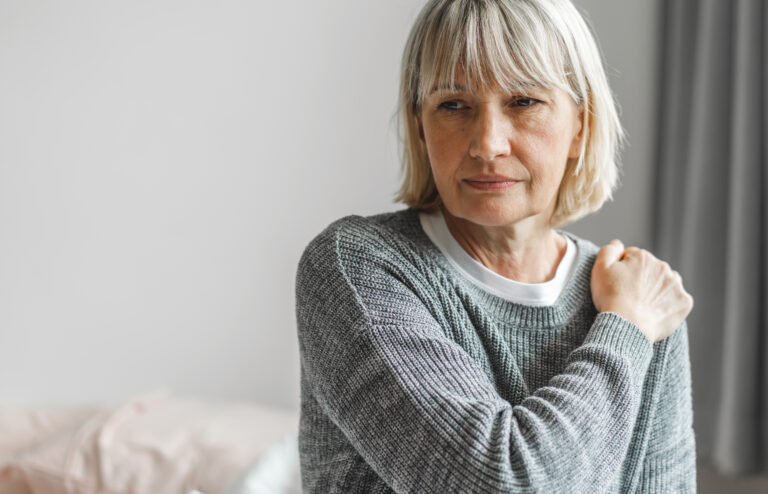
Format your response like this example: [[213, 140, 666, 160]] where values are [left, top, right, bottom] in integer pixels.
[[622, 246, 644, 261], [597, 239, 625, 267]]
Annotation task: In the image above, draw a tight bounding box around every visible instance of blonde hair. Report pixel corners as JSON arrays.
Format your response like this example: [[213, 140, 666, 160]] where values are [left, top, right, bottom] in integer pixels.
[[395, 0, 626, 227]]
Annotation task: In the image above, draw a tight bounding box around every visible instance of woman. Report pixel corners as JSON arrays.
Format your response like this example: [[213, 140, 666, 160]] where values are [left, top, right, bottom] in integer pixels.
[[296, 0, 696, 492]]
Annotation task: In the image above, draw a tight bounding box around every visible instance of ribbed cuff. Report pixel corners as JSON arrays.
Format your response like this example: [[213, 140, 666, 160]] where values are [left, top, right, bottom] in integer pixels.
[[636, 432, 697, 493], [584, 312, 654, 390]]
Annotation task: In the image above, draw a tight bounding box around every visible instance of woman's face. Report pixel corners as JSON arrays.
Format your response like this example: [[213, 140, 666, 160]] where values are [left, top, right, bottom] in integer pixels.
[[419, 79, 583, 227]]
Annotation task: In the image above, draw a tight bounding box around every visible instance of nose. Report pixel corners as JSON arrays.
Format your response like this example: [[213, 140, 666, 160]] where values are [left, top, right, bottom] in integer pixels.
[[468, 107, 512, 163]]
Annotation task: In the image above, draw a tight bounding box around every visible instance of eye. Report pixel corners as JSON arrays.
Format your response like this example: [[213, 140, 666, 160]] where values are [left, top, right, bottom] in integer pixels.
[[437, 100, 467, 112], [512, 97, 541, 107]]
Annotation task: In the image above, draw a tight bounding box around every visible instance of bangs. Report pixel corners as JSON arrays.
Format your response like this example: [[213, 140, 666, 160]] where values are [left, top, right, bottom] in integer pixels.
[[414, 0, 575, 107]]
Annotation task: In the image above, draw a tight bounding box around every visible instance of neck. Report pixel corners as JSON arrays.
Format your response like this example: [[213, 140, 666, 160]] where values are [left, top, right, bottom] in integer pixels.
[[440, 205, 566, 284]]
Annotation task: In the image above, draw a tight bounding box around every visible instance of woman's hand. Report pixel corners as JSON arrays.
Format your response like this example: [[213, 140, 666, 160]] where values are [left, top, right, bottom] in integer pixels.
[[591, 239, 694, 344]]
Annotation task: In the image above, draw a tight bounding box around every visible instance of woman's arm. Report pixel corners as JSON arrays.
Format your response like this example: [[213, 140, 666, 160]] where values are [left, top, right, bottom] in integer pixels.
[[296, 217, 655, 493], [636, 321, 697, 492]]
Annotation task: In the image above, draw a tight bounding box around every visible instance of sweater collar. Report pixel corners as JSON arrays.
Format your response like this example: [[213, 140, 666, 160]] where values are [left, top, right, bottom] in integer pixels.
[[405, 208, 598, 329]]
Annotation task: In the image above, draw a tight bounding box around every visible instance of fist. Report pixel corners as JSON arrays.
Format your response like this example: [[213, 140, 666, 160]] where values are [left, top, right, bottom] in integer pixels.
[[591, 240, 694, 344]]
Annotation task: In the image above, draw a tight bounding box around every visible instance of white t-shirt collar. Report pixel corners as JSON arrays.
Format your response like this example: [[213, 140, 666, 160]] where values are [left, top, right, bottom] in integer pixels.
[[419, 209, 579, 306]]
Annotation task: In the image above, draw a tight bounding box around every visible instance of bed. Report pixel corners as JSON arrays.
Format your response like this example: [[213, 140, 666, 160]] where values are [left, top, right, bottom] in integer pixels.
[[0, 390, 301, 494]]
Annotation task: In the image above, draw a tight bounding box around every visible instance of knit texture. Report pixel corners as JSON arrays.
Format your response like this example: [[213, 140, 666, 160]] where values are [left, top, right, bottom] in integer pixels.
[[295, 208, 696, 493]]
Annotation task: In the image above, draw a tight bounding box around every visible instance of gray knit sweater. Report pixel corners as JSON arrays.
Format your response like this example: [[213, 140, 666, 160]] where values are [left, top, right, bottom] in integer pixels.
[[295, 208, 696, 493]]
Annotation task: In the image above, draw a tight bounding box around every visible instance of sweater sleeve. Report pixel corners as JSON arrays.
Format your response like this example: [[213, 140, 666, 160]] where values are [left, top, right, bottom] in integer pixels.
[[636, 321, 697, 492], [296, 219, 655, 493]]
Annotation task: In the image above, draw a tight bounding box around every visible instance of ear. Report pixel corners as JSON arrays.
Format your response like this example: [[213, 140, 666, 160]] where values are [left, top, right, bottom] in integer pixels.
[[567, 107, 585, 159]]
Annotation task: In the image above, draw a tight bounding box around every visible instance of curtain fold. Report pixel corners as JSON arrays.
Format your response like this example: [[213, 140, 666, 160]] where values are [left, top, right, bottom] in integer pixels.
[[654, 0, 767, 476]]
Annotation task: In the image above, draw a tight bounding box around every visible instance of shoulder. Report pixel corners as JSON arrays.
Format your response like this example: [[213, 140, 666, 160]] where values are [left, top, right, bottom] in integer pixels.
[[295, 208, 438, 334], [298, 208, 426, 274], [296, 207, 426, 295], [557, 229, 601, 267], [320, 208, 421, 244]]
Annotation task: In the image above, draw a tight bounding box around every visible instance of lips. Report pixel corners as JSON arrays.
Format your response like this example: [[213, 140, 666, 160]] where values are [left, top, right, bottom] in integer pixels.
[[463, 175, 521, 191], [463, 174, 520, 183]]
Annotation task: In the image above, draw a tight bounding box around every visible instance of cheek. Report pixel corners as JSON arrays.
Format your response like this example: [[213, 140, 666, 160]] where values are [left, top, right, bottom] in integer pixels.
[[523, 126, 571, 187], [424, 126, 465, 175]]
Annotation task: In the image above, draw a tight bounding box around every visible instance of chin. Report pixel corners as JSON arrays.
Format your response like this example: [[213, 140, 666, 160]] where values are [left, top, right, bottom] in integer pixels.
[[470, 213, 527, 228], [449, 201, 531, 227]]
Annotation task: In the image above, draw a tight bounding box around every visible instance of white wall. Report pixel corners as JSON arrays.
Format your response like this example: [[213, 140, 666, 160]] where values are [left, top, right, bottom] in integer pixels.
[[0, 0, 659, 411], [568, 0, 661, 250]]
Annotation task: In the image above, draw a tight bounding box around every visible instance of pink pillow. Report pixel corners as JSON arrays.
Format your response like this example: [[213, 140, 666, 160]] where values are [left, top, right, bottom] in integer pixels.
[[0, 467, 33, 494], [0, 405, 103, 494], [0, 405, 103, 463], [8, 391, 299, 494]]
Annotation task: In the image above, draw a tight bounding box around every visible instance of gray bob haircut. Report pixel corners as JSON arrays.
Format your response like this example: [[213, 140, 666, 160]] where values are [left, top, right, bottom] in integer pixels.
[[395, 0, 626, 227]]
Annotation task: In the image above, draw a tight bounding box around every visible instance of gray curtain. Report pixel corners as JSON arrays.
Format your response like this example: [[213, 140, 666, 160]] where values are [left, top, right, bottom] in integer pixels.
[[653, 0, 767, 475]]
